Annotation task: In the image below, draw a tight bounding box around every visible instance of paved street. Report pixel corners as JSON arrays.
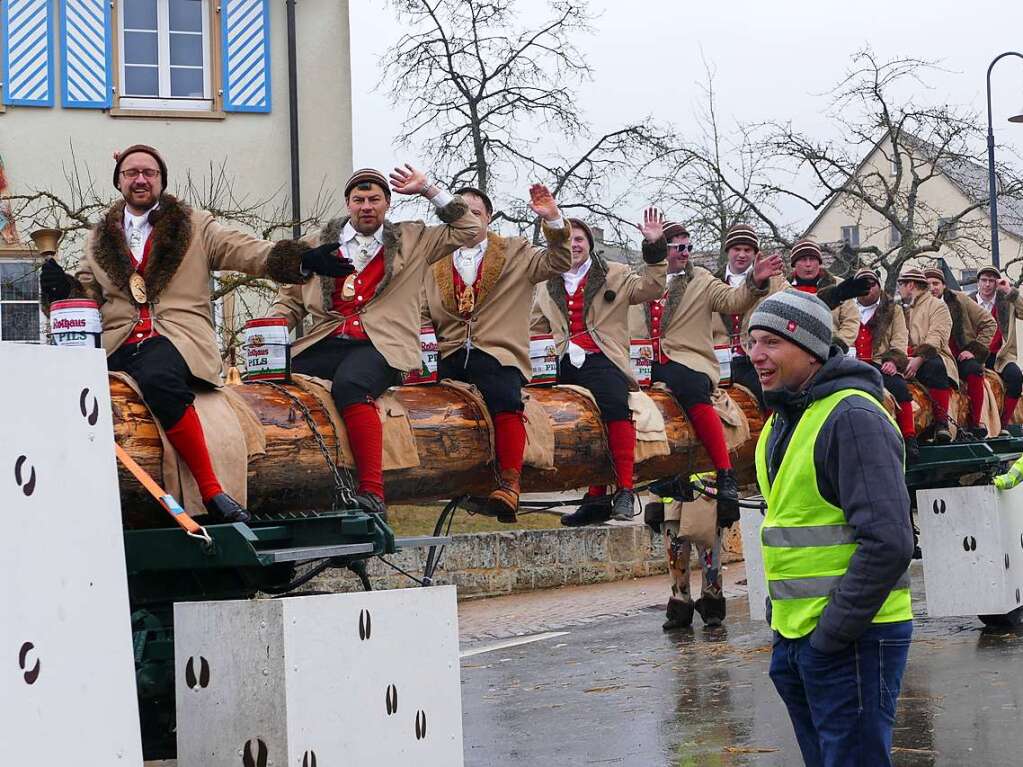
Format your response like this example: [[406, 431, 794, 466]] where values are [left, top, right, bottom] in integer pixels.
[[459, 562, 1023, 766]]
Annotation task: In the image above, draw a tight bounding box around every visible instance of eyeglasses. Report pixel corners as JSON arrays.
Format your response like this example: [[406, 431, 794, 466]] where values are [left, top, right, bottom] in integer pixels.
[[668, 243, 693, 252], [120, 168, 161, 180]]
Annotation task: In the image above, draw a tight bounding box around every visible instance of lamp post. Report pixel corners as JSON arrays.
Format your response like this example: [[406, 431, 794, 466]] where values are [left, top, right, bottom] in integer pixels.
[[985, 51, 1023, 270]]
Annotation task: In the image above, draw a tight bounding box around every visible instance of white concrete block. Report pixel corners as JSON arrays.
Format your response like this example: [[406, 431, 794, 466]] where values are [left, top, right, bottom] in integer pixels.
[[175, 585, 463, 766], [917, 485, 1023, 618], [739, 507, 768, 622], [1, 344, 143, 764]]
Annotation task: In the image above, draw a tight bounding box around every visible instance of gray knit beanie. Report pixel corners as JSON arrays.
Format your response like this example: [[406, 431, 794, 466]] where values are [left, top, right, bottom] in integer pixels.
[[748, 289, 833, 362]]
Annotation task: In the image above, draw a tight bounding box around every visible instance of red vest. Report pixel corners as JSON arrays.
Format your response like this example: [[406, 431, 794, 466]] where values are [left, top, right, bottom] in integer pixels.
[[123, 233, 158, 346], [452, 258, 484, 318], [330, 249, 385, 341], [649, 296, 669, 364], [855, 323, 874, 361], [566, 278, 600, 353], [988, 303, 1004, 355]]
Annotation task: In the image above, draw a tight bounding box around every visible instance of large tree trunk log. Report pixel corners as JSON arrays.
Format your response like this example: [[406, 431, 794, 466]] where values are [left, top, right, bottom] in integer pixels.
[[112, 372, 1005, 529]]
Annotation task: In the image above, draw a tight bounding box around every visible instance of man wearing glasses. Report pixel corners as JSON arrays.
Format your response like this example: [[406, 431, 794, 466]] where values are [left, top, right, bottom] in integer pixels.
[[638, 221, 783, 534], [39, 144, 333, 523]]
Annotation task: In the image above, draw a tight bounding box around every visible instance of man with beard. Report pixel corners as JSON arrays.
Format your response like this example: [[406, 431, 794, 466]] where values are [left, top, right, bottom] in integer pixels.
[[39, 145, 319, 522], [639, 221, 783, 529], [852, 268, 919, 460], [750, 289, 913, 767], [270, 166, 482, 518], [925, 267, 996, 437], [898, 267, 956, 443], [974, 266, 1023, 426], [788, 238, 860, 351], [422, 184, 570, 522], [532, 210, 667, 524], [713, 224, 788, 407]]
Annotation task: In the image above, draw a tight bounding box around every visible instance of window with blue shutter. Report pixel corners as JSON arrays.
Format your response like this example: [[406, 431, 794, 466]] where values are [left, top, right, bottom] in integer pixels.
[[2, 0, 55, 106], [220, 0, 270, 113], [60, 0, 113, 108]]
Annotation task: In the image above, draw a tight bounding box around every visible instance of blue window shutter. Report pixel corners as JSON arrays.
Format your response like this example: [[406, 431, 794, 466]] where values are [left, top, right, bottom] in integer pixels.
[[221, 0, 271, 113], [59, 0, 112, 108], [2, 0, 55, 106]]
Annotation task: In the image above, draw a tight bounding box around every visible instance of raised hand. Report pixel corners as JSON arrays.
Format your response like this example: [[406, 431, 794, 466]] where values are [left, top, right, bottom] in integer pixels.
[[637, 207, 665, 243], [528, 184, 561, 222], [998, 277, 1013, 295], [389, 164, 430, 196], [752, 251, 784, 284]]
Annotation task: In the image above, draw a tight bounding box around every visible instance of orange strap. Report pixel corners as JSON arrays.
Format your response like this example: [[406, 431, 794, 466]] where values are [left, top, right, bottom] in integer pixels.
[[115, 444, 207, 537]]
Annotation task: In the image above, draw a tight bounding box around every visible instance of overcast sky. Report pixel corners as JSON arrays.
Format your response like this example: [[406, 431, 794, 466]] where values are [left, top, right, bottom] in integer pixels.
[[349, 0, 1023, 236]]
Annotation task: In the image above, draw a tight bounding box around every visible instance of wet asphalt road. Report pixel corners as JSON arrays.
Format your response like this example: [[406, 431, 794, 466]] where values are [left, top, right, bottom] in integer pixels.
[[460, 573, 1023, 766]]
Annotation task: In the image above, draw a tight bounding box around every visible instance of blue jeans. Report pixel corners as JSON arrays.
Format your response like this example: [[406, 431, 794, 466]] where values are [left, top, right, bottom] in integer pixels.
[[769, 620, 913, 767]]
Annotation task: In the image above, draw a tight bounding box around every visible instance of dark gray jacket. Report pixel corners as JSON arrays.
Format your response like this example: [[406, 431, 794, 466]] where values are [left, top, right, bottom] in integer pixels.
[[763, 349, 914, 653]]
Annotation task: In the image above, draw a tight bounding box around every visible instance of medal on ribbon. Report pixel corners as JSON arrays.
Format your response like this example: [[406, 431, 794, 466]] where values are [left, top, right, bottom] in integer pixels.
[[341, 274, 357, 300], [129, 272, 148, 304]]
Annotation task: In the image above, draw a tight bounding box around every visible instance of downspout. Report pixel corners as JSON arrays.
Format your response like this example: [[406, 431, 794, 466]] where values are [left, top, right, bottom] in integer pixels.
[[286, 0, 303, 338]]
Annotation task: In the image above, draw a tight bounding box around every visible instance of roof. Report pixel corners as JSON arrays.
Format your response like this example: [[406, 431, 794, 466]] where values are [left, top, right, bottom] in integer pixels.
[[803, 133, 1023, 242]]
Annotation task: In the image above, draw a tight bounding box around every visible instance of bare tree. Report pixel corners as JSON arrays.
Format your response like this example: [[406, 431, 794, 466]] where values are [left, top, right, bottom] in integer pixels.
[[380, 0, 672, 251], [651, 63, 794, 266]]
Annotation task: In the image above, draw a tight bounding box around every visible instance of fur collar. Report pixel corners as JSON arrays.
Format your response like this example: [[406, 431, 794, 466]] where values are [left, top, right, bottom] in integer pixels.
[[994, 290, 1017, 335], [863, 294, 897, 355], [942, 289, 969, 351], [547, 251, 609, 323], [790, 267, 836, 290], [644, 262, 692, 334], [93, 194, 192, 304], [317, 216, 400, 311], [431, 231, 507, 316]]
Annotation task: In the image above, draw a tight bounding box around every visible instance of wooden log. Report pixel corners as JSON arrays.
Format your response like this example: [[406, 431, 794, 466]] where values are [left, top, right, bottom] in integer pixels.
[[112, 371, 1009, 529], [113, 378, 764, 528]]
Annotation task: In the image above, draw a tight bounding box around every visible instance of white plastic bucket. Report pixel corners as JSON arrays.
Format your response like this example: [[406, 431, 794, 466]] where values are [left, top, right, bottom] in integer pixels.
[[405, 326, 439, 385], [528, 334, 558, 385], [50, 299, 102, 348], [243, 318, 291, 381], [630, 338, 653, 387]]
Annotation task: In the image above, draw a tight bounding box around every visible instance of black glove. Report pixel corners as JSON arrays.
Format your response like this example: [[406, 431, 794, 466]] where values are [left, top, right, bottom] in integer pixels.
[[819, 275, 872, 309], [300, 242, 354, 278], [641, 238, 667, 265], [40, 258, 72, 301], [644, 501, 665, 534]]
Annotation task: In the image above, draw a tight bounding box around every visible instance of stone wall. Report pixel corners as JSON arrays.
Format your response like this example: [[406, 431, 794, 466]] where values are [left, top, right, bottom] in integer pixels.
[[310, 524, 744, 599]]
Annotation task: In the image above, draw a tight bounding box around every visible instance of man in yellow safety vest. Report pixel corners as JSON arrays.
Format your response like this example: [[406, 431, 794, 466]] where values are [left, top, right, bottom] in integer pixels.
[[749, 288, 914, 767]]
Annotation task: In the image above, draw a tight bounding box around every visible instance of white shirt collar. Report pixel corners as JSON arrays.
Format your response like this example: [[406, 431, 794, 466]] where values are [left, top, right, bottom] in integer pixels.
[[123, 202, 158, 231], [342, 221, 382, 245], [724, 264, 750, 287], [454, 239, 488, 285], [562, 258, 591, 295], [858, 299, 879, 323], [341, 221, 384, 272], [977, 292, 996, 310]]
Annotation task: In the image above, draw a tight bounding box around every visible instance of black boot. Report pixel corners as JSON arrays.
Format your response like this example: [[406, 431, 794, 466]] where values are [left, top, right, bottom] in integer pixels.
[[611, 488, 637, 521], [644, 501, 665, 534], [649, 475, 688, 499], [904, 435, 921, 464], [715, 469, 740, 528], [560, 494, 612, 527], [933, 420, 952, 444], [204, 492, 251, 524], [695, 595, 726, 627], [662, 597, 695, 630], [353, 492, 388, 523]]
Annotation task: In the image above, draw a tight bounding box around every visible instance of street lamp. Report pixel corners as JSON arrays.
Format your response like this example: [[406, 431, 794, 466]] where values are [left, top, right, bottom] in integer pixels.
[[986, 51, 1023, 269]]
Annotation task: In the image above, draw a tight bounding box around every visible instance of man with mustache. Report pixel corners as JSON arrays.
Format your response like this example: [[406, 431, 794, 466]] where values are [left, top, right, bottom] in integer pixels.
[[39, 144, 320, 523], [270, 166, 482, 518], [422, 184, 570, 522]]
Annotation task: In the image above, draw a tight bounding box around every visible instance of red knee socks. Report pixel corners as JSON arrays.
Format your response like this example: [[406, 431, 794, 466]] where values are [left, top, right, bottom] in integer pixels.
[[929, 387, 951, 423], [1004, 397, 1019, 426], [341, 402, 385, 499], [966, 374, 985, 426], [686, 403, 732, 470], [896, 401, 916, 437], [165, 405, 223, 502], [586, 485, 606, 497], [606, 419, 636, 490], [493, 412, 526, 474]]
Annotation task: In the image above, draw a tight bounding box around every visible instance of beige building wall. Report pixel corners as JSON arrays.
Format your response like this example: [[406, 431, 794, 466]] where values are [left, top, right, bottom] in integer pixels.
[[805, 144, 1023, 283], [0, 0, 352, 350]]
